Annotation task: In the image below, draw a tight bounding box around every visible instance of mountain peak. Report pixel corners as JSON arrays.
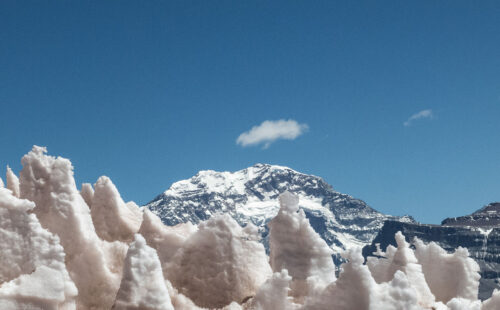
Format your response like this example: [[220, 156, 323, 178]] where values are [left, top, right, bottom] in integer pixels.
[[146, 164, 413, 265]]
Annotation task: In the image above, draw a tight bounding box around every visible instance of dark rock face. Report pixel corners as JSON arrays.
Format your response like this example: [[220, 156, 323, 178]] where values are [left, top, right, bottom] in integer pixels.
[[442, 202, 500, 227], [145, 164, 414, 265], [363, 220, 500, 300]]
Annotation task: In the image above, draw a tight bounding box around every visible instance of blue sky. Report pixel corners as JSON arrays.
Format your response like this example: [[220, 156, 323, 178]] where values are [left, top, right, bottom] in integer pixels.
[[1, 1, 499, 224]]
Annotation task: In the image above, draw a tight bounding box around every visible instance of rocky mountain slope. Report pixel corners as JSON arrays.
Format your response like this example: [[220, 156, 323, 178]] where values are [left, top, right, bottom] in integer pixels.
[[363, 202, 500, 300], [145, 164, 414, 264], [442, 202, 500, 227]]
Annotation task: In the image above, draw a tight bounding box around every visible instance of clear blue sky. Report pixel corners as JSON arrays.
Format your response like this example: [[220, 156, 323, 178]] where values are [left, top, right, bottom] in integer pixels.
[[1, 1, 499, 224]]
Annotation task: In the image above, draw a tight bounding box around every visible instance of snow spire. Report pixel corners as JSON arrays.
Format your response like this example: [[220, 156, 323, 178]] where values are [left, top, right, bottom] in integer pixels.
[[268, 191, 336, 300], [18, 146, 127, 309], [91, 176, 142, 242], [6, 166, 20, 198], [80, 183, 94, 208], [166, 214, 271, 308], [0, 187, 77, 309], [113, 234, 174, 310]]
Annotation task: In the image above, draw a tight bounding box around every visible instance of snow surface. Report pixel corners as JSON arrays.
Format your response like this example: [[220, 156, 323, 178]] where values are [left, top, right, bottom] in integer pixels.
[[18, 146, 127, 309], [1, 146, 499, 310]]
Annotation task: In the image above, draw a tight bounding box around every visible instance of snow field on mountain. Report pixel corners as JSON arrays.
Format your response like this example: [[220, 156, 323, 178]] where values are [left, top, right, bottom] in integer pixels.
[[0, 146, 499, 309]]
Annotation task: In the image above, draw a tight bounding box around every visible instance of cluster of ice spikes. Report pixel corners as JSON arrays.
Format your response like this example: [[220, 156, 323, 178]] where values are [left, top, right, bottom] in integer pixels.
[[0, 146, 499, 310]]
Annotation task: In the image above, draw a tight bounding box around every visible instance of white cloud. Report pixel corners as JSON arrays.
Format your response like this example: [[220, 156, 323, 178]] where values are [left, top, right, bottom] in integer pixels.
[[236, 119, 308, 148], [404, 109, 433, 127]]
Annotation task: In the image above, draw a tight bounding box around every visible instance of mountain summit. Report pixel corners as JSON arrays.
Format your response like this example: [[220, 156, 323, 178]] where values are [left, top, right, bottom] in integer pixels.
[[145, 163, 414, 264]]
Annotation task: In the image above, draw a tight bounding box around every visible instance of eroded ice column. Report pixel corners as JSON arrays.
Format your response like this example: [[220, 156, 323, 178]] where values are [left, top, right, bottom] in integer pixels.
[[305, 247, 422, 310], [0, 187, 77, 309], [113, 234, 174, 310], [268, 192, 336, 300], [5, 166, 19, 198], [91, 176, 142, 243], [366, 232, 435, 308], [80, 183, 94, 208], [19, 146, 127, 309], [166, 214, 271, 309], [481, 289, 500, 310], [139, 209, 197, 274], [413, 238, 480, 303]]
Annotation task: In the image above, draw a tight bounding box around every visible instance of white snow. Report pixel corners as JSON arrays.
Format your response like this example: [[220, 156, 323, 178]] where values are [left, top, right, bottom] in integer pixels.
[[165, 214, 272, 308], [80, 183, 94, 208], [18, 146, 127, 309], [139, 209, 197, 274], [5, 166, 19, 198], [268, 192, 336, 302], [478, 228, 494, 237], [305, 247, 422, 310], [366, 231, 436, 307], [91, 176, 142, 242], [414, 238, 480, 303], [0, 187, 77, 309], [113, 234, 174, 310]]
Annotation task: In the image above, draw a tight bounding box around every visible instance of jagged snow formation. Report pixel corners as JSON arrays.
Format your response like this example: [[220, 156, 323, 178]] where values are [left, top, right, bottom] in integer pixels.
[[113, 234, 174, 310], [250, 270, 298, 310], [414, 238, 480, 303], [304, 248, 422, 310], [165, 214, 272, 308], [0, 187, 77, 309], [139, 209, 197, 273], [5, 166, 19, 198], [366, 232, 435, 307], [268, 192, 336, 301], [2, 147, 500, 310], [92, 176, 142, 242], [18, 146, 128, 309], [80, 183, 94, 208]]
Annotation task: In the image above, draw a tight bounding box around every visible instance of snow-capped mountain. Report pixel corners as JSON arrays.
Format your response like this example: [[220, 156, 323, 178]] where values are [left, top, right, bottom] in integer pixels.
[[145, 163, 414, 264]]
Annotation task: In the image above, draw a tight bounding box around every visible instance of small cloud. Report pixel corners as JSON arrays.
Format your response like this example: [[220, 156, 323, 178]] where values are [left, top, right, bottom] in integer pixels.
[[404, 109, 433, 127], [236, 119, 308, 148]]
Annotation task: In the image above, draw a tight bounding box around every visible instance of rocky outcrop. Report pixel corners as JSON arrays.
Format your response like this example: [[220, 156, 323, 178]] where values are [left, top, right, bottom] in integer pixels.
[[442, 202, 500, 227]]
